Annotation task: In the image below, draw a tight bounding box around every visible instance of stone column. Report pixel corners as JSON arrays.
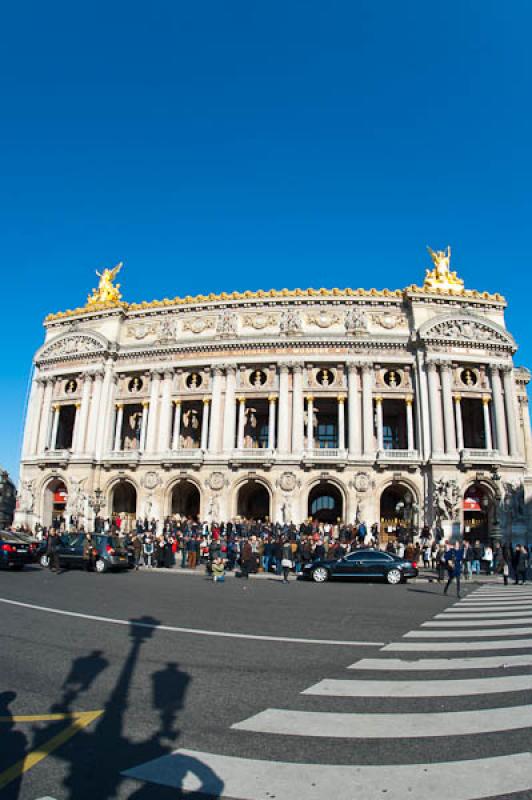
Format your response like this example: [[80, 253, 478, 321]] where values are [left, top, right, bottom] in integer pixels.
[[50, 404, 61, 450], [291, 364, 304, 452], [37, 379, 54, 453], [440, 363, 456, 454], [278, 365, 290, 452], [503, 367, 520, 457], [337, 394, 346, 450], [306, 395, 314, 451], [236, 397, 245, 449], [86, 370, 104, 455], [482, 396, 493, 450], [171, 400, 181, 450], [113, 403, 124, 451], [361, 364, 374, 456], [208, 367, 224, 452], [74, 373, 92, 453], [375, 395, 384, 451], [157, 371, 174, 452], [406, 396, 414, 451], [268, 395, 277, 449], [427, 361, 444, 456], [140, 401, 149, 451], [489, 366, 508, 455], [71, 402, 82, 452], [416, 352, 431, 461], [454, 394, 464, 451], [27, 376, 45, 456], [22, 370, 41, 458], [145, 370, 161, 452], [520, 397, 532, 466], [96, 360, 116, 459], [223, 366, 237, 451], [201, 398, 210, 450], [347, 363, 361, 456]]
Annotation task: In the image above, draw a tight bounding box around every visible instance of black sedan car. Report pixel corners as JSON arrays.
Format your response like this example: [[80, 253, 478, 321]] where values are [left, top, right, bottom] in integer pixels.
[[302, 548, 418, 584], [39, 533, 130, 573], [0, 530, 33, 570]]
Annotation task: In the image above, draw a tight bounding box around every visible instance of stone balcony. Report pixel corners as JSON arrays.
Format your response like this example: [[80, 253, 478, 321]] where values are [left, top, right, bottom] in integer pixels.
[[460, 448, 500, 466], [376, 449, 420, 468]]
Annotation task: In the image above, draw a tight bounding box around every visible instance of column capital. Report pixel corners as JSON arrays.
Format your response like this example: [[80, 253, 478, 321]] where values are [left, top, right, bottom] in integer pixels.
[[439, 362, 452, 374], [292, 364, 304, 375], [453, 393, 462, 402], [426, 360, 438, 373], [93, 369, 105, 381], [237, 395, 246, 405], [51, 403, 60, 412], [375, 395, 383, 404], [268, 394, 277, 403], [142, 400, 150, 408], [306, 394, 314, 402], [80, 371, 94, 382], [225, 365, 237, 377], [347, 362, 359, 375], [279, 364, 290, 375], [163, 369, 174, 380], [212, 366, 224, 377], [203, 396, 211, 405], [361, 363, 373, 375], [404, 395, 413, 406], [173, 399, 182, 406], [337, 394, 346, 404], [501, 364, 513, 375], [482, 395, 491, 405], [75, 402, 81, 409], [115, 402, 124, 410], [149, 369, 162, 379]]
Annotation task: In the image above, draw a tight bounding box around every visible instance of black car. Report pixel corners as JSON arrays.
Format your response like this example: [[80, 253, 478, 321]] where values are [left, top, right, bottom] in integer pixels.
[[302, 548, 418, 584], [0, 530, 33, 570], [39, 533, 130, 573]]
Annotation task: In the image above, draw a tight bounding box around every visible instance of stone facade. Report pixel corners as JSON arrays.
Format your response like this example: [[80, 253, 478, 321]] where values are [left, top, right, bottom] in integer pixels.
[[15, 264, 532, 542]]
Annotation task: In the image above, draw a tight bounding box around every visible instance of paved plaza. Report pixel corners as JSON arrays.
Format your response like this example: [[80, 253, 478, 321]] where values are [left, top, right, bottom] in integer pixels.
[[1, 569, 532, 799]]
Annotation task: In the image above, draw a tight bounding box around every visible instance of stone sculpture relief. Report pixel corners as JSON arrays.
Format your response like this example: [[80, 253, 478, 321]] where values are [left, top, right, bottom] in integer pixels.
[[241, 313, 278, 330], [126, 321, 159, 340], [433, 478, 460, 521], [344, 307, 368, 334], [42, 335, 103, 359], [279, 309, 302, 335], [216, 310, 238, 336], [183, 316, 216, 334], [306, 310, 341, 329]]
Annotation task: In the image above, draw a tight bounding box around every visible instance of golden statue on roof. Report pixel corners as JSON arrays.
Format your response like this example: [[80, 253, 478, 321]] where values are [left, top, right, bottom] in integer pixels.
[[87, 262, 123, 307], [424, 246, 464, 293]]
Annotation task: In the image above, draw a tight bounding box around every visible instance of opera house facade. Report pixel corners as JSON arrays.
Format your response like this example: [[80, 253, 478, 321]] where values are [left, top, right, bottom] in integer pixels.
[[15, 249, 532, 543]]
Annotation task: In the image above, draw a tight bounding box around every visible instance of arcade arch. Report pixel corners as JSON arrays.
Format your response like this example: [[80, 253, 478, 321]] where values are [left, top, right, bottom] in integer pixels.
[[380, 482, 419, 538], [171, 480, 201, 520], [236, 480, 271, 521], [42, 477, 68, 528], [308, 481, 344, 523], [110, 480, 137, 532]]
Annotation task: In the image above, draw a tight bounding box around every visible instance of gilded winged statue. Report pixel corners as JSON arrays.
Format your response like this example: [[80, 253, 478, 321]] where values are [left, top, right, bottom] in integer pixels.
[[87, 262, 123, 306], [424, 246, 464, 293]]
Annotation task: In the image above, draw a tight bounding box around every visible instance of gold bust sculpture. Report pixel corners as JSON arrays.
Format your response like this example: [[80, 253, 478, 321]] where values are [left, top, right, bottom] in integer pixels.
[[424, 246, 464, 293], [87, 262, 123, 306]]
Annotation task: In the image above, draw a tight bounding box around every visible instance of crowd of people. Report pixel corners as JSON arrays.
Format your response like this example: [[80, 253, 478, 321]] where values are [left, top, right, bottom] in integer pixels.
[[13, 514, 531, 586]]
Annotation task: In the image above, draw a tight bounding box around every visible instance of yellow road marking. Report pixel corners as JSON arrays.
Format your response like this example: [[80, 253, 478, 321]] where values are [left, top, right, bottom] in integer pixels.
[[0, 710, 103, 791]]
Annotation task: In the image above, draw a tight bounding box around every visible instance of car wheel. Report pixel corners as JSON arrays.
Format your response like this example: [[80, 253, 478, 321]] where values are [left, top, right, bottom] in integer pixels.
[[95, 558, 107, 574], [312, 566, 329, 583], [386, 568, 402, 585], [12, 564, 24, 571], [40, 554, 50, 568]]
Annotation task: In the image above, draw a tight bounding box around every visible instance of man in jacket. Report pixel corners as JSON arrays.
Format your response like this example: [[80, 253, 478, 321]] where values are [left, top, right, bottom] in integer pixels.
[[47, 531, 60, 572], [82, 534, 95, 572], [514, 545, 528, 585], [444, 540, 465, 598]]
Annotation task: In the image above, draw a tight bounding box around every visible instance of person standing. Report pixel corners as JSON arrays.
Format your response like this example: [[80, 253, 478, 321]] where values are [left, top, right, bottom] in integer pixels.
[[281, 539, 293, 583], [514, 545, 528, 585], [82, 534, 95, 572], [444, 540, 464, 598], [240, 539, 253, 579], [47, 530, 60, 572]]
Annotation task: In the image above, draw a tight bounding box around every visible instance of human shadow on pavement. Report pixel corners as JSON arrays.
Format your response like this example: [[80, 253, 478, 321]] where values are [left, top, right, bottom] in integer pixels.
[[22, 616, 224, 799], [0, 691, 28, 800]]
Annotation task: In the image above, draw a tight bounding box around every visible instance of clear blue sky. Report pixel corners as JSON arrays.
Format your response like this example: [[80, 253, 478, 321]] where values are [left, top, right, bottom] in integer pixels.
[[1, 1, 531, 481]]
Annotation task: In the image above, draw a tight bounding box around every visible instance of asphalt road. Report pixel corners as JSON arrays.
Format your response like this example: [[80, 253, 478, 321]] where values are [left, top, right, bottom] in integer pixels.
[[1, 566, 531, 799]]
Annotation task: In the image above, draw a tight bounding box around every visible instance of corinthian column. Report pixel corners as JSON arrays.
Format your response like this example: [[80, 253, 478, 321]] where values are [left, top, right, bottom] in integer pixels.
[[347, 363, 361, 457], [74, 373, 93, 453], [440, 363, 456, 454], [145, 370, 161, 452], [223, 366, 237, 451], [27, 375, 45, 457], [503, 367, 520, 457], [237, 397, 245, 449], [306, 395, 314, 451], [171, 400, 182, 450], [201, 398, 210, 450], [489, 366, 508, 455], [375, 396, 384, 451], [50, 404, 61, 450], [208, 367, 224, 452], [86, 370, 104, 455], [278, 365, 290, 452], [96, 360, 116, 459], [427, 361, 444, 456], [454, 394, 464, 451], [268, 395, 277, 449], [291, 364, 304, 452], [406, 396, 414, 451], [140, 401, 149, 451], [157, 370, 174, 452], [361, 364, 374, 456], [337, 394, 346, 450], [37, 379, 54, 453], [113, 403, 124, 451], [482, 396, 493, 450]]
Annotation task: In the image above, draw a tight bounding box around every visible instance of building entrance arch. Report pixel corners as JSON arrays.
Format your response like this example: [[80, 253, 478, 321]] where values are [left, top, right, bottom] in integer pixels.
[[308, 482, 344, 523], [42, 478, 68, 529], [111, 480, 137, 532], [380, 483, 418, 539], [463, 483, 494, 543], [171, 480, 201, 521], [236, 480, 271, 521]]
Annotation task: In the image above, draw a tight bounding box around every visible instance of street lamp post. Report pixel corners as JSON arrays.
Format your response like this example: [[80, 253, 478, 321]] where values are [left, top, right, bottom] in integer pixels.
[[88, 488, 105, 533]]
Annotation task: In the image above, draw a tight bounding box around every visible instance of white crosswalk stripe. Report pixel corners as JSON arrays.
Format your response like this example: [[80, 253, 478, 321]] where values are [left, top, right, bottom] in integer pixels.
[[123, 586, 532, 799]]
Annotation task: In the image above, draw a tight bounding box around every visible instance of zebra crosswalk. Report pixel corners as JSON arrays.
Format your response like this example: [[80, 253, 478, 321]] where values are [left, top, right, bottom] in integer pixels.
[[123, 584, 532, 799]]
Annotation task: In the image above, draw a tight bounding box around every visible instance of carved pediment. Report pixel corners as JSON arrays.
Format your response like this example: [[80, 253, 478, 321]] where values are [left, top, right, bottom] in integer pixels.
[[419, 313, 515, 352], [37, 332, 108, 362]]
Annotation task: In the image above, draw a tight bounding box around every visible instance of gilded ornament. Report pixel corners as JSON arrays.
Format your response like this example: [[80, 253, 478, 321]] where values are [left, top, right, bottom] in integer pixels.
[[423, 246, 465, 294], [87, 262, 124, 307]]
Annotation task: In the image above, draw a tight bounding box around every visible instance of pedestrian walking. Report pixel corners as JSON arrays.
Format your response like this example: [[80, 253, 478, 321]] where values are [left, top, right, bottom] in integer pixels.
[[47, 531, 60, 572], [281, 540, 293, 583], [444, 541, 464, 598]]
